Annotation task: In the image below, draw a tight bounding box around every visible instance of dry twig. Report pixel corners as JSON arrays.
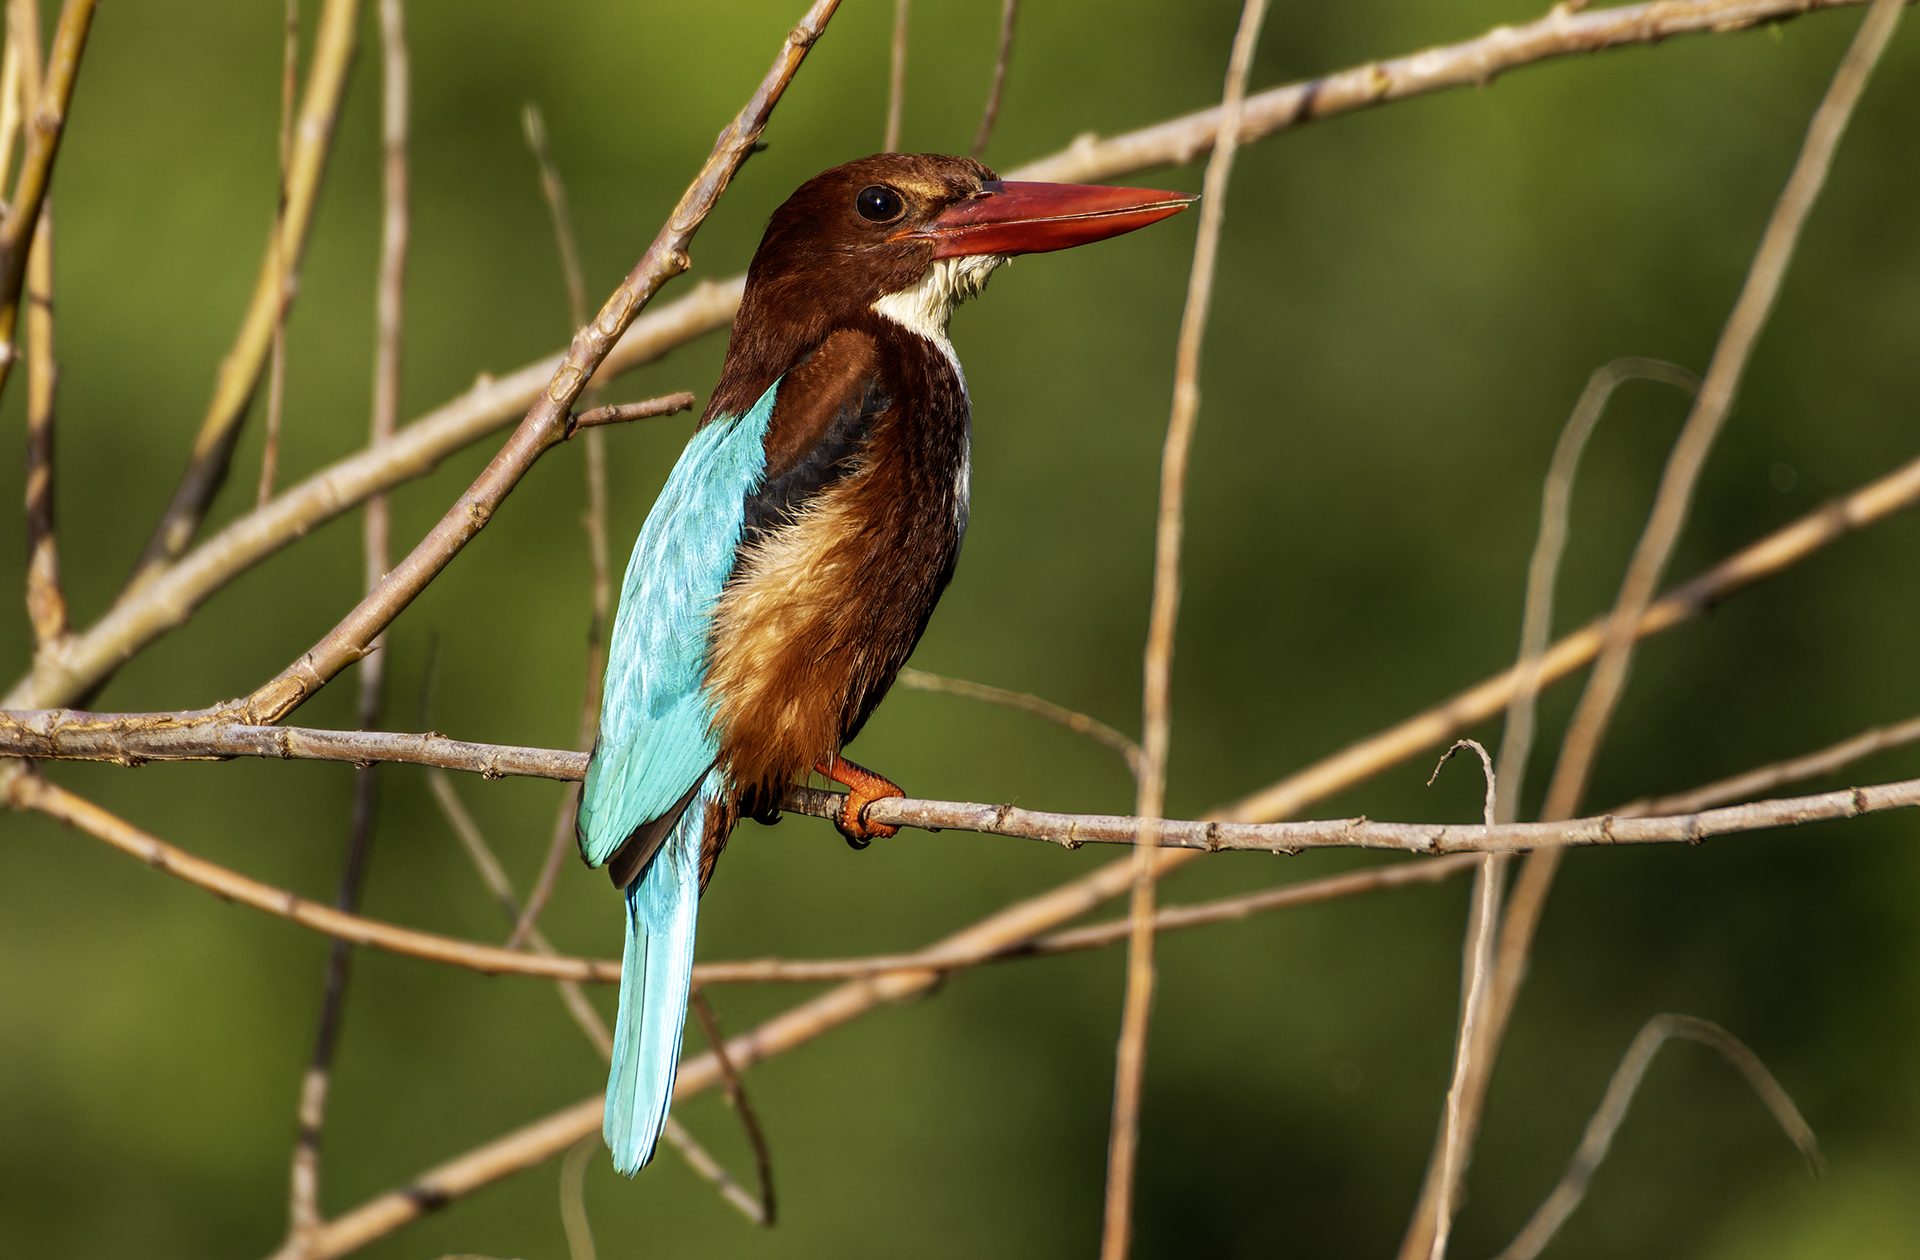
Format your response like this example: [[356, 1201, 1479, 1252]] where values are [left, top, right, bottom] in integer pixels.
[[970, 0, 1019, 159], [884, 0, 907, 151], [1493, 358, 1699, 824], [285, 1, 409, 1242], [15, 0, 64, 652], [237, 0, 844, 730], [1425, 740, 1500, 1260], [0, 0, 93, 404], [1104, 4, 1267, 1252], [689, 992, 777, 1226], [255, 0, 300, 511], [1492, 1015, 1822, 1260], [1401, 6, 1906, 1250], [896, 667, 1140, 777], [129, 0, 358, 589]]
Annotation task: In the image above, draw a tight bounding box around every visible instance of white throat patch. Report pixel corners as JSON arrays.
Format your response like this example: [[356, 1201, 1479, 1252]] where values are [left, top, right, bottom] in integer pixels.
[[870, 253, 1003, 389], [871, 253, 999, 538]]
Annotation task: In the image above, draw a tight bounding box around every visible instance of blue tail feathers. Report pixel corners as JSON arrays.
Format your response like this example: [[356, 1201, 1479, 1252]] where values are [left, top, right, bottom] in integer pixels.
[[604, 768, 719, 1175]]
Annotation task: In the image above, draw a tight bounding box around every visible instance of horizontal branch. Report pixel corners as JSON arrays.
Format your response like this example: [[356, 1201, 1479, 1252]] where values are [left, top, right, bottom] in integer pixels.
[[8, 771, 619, 982], [563, 392, 696, 438], [1012, 0, 1885, 184], [778, 777, 1920, 855]]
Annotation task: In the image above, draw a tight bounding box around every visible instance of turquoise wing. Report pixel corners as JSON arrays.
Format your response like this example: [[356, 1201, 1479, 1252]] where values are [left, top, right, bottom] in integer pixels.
[[577, 382, 778, 866]]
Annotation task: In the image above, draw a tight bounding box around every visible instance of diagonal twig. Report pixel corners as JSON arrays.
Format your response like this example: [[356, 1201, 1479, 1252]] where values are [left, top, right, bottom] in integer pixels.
[[897, 667, 1140, 778], [1400, 5, 1908, 1252], [1620, 713, 1920, 817], [235, 0, 845, 730], [1105, 2, 1268, 1253], [128, 0, 360, 592], [689, 992, 777, 1226], [0, 0, 94, 406], [970, 0, 1018, 159], [423, 769, 769, 1223], [1492, 1014, 1822, 1260], [509, 101, 613, 952]]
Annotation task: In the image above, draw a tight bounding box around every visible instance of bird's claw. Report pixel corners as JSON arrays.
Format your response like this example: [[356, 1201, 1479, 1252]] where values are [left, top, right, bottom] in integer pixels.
[[815, 754, 903, 849]]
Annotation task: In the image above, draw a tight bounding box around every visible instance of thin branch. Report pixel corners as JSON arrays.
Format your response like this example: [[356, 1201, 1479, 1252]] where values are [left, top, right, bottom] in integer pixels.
[[286, 2, 408, 1242], [236, 0, 844, 730], [0, 0, 95, 405], [13, 0, 63, 652], [0, 27, 21, 198], [6, 435, 1913, 778], [1620, 714, 1920, 817], [1425, 741, 1500, 1260], [896, 667, 1140, 777], [1492, 1015, 1822, 1260], [1104, 2, 1268, 1253], [970, 0, 1018, 159], [1219, 444, 1920, 825], [1493, 359, 1699, 824], [127, 0, 359, 591], [0, 380, 705, 715], [0, 0, 1902, 726], [1404, 8, 1905, 1251], [512, 102, 614, 953], [239, 748, 1908, 1258], [10, 771, 620, 983], [423, 768, 769, 1223], [690, 992, 777, 1226], [256, 0, 300, 511], [884, 0, 907, 151], [1013, 0, 1887, 185], [557, 1136, 596, 1260]]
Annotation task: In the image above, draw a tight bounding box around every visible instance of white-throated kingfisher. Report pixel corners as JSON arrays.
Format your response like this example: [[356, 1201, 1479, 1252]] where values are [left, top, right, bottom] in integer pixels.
[[576, 154, 1191, 1174]]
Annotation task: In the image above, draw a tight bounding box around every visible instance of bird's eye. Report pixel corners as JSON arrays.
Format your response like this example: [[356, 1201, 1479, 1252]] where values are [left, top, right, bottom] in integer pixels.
[[855, 185, 906, 223]]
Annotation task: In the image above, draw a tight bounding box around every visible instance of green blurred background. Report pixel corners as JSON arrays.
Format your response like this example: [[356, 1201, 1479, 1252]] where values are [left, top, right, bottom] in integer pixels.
[[2, 0, 1917, 1255]]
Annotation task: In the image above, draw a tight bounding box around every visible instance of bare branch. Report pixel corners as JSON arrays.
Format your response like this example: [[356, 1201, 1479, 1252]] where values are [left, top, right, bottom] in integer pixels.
[[970, 0, 1018, 159], [286, 2, 409, 1242], [1620, 714, 1920, 817], [1220, 445, 1920, 826], [237, 0, 844, 729], [0, 0, 94, 404], [1493, 359, 1699, 824], [884, 0, 907, 151], [563, 394, 697, 438], [1425, 740, 1500, 1260], [1105, 2, 1267, 1251], [128, 0, 357, 589], [896, 667, 1139, 777], [1014, 0, 1886, 186], [255, 0, 300, 511], [10, 771, 620, 983], [557, 1136, 596, 1260], [0, 380, 706, 715], [424, 769, 769, 1223], [1492, 1015, 1821, 1260], [511, 107, 617, 953], [1403, 9, 1904, 1249], [690, 992, 776, 1226], [12, 0, 64, 652], [0, 710, 593, 778]]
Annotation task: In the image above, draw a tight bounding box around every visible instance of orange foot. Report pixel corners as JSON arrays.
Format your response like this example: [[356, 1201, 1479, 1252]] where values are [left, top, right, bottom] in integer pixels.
[[814, 753, 904, 849]]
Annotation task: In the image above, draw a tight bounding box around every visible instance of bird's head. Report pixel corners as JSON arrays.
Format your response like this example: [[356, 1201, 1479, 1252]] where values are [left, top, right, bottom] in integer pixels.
[[709, 154, 1191, 416]]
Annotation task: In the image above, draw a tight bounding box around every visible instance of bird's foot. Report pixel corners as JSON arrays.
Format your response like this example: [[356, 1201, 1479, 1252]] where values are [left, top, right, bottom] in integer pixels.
[[814, 753, 903, 849]]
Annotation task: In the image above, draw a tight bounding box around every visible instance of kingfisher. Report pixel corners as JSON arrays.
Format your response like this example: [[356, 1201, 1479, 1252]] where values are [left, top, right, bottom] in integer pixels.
[[576, 153, 1190, 1174]]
